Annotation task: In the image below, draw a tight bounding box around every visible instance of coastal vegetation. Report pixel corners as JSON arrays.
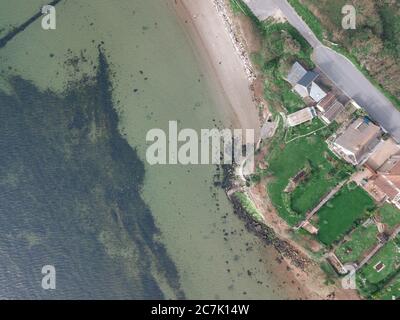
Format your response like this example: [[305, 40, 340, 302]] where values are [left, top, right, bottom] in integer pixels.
[[333, 202, 400, 299], [234, 192, 264, 223], [287, 0, 324, 40], [229, 0, 400, 300], [249, 19, 314, 114], [229, 0, 253, 17], [230, 1, 313, 114], [230, 1, 354, 227], [243, 17, 354, 228]]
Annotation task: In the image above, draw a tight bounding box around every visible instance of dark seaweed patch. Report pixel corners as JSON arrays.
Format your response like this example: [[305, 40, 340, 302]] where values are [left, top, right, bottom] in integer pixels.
[[0, 51, 184, 299]]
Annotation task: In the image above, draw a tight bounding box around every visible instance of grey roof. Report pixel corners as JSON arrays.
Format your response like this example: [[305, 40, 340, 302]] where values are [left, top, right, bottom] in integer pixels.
[[309, 82, 327, 102], [294, 83, 309, 98], [334, 118, 382, 162], [287, 62, 307, 86], [287, 107, 316, 127], [297, 71, 318, 88]]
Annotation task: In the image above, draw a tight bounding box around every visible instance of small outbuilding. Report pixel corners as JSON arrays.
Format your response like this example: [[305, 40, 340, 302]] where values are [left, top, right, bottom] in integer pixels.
[[287, 107, 317, 127]]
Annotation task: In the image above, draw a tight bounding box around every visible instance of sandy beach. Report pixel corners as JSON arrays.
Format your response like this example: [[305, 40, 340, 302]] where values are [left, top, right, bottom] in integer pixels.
[[172, 0, 260, 137], [171, 0, 360, 300]]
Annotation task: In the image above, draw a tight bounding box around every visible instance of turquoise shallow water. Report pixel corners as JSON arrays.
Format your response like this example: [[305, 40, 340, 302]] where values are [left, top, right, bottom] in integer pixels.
[[0, 0, 292, 299]]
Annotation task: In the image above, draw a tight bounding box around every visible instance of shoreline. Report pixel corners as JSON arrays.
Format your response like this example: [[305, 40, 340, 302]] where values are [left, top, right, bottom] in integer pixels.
[[171, 0, 314, 300], [172, 0, 360, 300], [171, 0, 260, 136], [223, 166, 360, 300]]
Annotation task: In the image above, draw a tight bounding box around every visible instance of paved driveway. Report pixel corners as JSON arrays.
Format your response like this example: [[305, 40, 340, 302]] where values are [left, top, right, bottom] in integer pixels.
[[244, 0, 400, 142]]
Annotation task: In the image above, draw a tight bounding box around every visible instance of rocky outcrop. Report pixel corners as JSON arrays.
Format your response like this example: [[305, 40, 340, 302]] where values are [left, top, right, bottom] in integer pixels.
[[230, 193, 309, 270]]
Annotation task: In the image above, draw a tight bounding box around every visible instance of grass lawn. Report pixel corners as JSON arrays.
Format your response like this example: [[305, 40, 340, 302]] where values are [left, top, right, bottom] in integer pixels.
[[266, 125, 351, 225], [229, 0, 253, 16], [359, 238, 400, 285], [287, 0, 324, 40], [316, 186, 375, 245], [285, 118, 328, 142], [374, 272, 400, 300], [377, 204, 400, 230], [335, 223, 378, 264]]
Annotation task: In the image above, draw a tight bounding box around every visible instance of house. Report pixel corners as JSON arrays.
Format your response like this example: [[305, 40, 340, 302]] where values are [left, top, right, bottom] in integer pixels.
[[359, 167, 388, 203], [322, 101, 344, 124], [294, 72, 327, 102], [330, 117, 382, 165], [287, 107, 316, 127], [317, 92, 336, 112], [368, 155, 400, 209], [308, 82, 327, 103], [294, 71, 318, 98], [287, 62, 327, 102], [316, 92, 345, 124], [360, 151, 400, 208], [286, 61, 307, 86], [366, 138, 400, 171]]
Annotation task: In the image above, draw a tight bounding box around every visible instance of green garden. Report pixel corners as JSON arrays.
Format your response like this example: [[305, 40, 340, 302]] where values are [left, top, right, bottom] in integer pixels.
[[358, 236, 400, 297], [266, 125, 351, 226], [374, 272, 400, 300], [315, 185, 375, 245], [377, 204, 400, 231], [335, 223, 378, 264]]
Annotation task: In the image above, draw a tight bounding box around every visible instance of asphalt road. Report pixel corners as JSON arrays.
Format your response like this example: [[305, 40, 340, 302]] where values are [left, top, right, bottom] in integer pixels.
[[244, 0, 400, 143]]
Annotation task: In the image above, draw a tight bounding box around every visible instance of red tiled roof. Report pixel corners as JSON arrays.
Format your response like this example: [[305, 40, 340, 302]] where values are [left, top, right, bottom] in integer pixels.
[[373, 175, 399, 200], [317, 92, 336, 112]]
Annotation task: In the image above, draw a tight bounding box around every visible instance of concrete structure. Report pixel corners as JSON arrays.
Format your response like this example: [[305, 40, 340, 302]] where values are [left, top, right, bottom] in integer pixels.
[[287, 107, 316, 127], [330, 118, 382, 166]]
